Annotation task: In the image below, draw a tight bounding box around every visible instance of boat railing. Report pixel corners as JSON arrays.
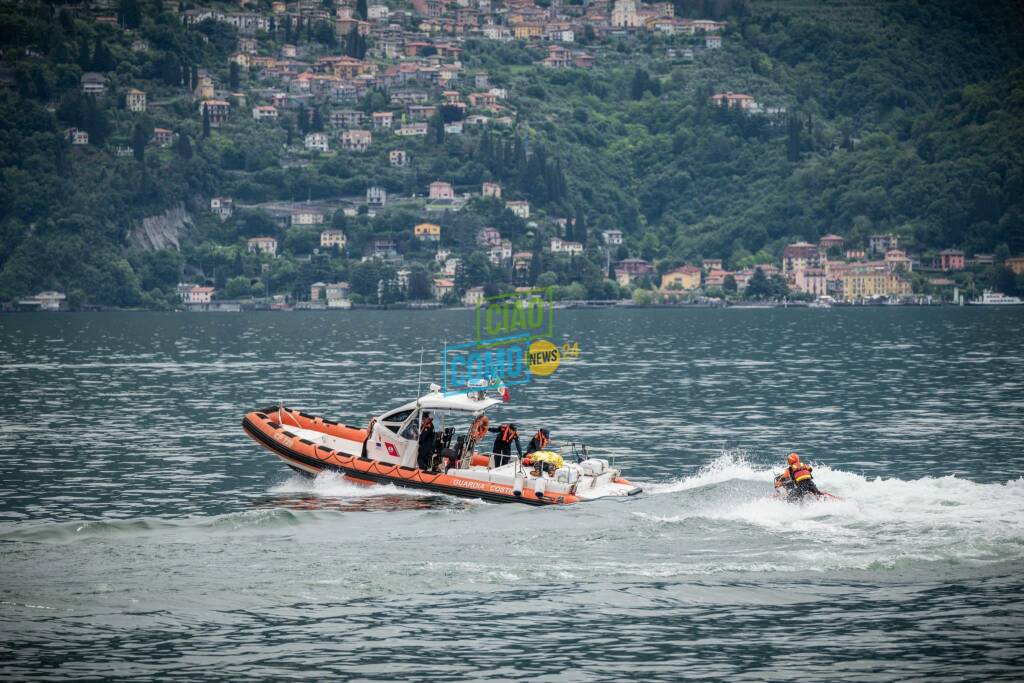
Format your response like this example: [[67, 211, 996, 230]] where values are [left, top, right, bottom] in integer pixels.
[[467, 445, 616, 471], [556, 442, 615, 469]]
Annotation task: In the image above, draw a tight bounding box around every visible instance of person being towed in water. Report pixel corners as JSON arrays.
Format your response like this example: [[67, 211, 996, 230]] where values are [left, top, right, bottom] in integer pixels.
[[774, 452, 823, 499]]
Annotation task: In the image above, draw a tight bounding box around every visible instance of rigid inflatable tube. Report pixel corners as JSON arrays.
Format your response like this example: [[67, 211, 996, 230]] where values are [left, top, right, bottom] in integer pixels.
[[243, 414, 570, 506]]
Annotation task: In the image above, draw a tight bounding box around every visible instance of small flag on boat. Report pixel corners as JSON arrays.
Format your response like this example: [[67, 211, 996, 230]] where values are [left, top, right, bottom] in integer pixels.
[[489, 376, 510, 402]]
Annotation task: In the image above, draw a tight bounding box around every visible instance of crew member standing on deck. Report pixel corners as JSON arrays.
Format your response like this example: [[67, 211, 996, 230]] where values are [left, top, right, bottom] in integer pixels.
[[416, 412, 436, 470], [489, 423, 522, 466], [526, 428, 551, 455]]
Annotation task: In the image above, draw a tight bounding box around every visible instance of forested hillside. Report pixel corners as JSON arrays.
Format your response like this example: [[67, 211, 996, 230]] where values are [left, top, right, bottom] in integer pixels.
[[0, 0, 1022, 308], [507, 2, 1024, 264]]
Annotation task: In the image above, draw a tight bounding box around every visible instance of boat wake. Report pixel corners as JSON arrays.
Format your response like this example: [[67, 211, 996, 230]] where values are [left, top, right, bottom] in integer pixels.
[[642, 449, 773, 494], [0, 508, 324, 543], [270, 470, 428, 498], [633, 452, 1024, 569], [262, 470, 482, 512]]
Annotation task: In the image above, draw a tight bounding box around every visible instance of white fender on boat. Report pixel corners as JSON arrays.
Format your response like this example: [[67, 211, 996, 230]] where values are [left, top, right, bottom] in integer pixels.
[[513, 474, 524, 497], [534, 476, 547, 499]]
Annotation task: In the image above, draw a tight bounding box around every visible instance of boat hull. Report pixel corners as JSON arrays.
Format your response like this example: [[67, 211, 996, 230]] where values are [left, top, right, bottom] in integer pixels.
[[242, 409, 594, 506]]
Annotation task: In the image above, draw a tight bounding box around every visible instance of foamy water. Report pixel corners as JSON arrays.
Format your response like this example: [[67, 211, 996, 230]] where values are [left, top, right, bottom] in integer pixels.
[[270, 470, 421, 498], [634, 452, 1024, 571]]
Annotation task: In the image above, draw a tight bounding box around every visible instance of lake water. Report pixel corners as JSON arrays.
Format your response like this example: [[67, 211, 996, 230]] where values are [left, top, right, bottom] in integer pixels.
[[1, 308, 1023, 680]]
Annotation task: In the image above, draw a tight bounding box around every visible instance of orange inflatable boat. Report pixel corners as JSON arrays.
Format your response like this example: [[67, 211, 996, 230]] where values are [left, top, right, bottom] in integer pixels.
[[242, 385, 641, 506]]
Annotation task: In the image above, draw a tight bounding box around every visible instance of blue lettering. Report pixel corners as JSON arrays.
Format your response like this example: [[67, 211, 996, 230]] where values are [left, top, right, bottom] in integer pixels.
[[507, 344, 525, 378], [449, 355, 466, 387], [442, 339, 533, 394], [484, 348, 501, 380]]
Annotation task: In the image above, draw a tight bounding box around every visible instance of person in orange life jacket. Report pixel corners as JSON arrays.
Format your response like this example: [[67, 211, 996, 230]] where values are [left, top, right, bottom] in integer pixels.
[[489, 423, 522, 457], [416, 412, 436, 470], [775, 452, 822, 497], [487, 423, 521, 467], [526, 428, 550, 455]]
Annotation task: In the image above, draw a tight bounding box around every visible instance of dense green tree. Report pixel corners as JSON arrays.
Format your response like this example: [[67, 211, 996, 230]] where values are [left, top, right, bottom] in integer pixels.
[[90, 36, 114, 71], [81, 95, 110, 146], [282, 115, 295, 146], [745, 267, 771, 299], [176, 132, 192, 160], [630, 69, 660, 100], [159, 53, 182, 86], [360, 89, 389, 115], [408, 265, 432, 300], [786, 113, 801, 163], [59, 8, 74, 33], [131, 122, 147, 162], [313, 21, 336, 46], [349, 260, 382, 298], [132, 250, 183, 291], [428, 111, 445, 145], [117, 0, 141, 29], [990, 265, 1018, 295], [573, 205, 588, 245], [769, 273, 790, 299], [225, 275, 259, 298], [344, 26, 367, 59], [455, 252, 491, 292], [77, 40, 91, 70], [196, 18, 238, 55]]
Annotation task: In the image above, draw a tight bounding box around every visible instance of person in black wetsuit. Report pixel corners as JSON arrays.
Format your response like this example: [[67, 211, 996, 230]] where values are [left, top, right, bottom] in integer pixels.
[[416, 412, 436, 470], [488, 423, 522, 466]]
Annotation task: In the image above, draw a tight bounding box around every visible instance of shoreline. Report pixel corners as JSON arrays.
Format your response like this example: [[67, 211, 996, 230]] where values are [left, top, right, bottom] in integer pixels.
[[1, 299, 993, 314]]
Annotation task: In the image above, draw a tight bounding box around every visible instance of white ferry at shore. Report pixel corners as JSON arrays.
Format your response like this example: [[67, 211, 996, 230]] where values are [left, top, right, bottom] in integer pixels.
[[968, 290, 1024, 305]]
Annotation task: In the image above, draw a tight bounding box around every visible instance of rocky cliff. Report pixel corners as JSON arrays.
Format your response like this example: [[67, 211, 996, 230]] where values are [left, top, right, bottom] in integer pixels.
[[128, 203, 193, 251]]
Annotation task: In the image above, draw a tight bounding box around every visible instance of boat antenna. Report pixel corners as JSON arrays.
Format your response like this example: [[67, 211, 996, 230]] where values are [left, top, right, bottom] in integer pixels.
[[416, 348, 424, 404]]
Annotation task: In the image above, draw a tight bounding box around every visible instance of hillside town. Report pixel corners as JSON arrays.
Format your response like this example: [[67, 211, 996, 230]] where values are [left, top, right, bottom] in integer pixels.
[[165, 226, 1015, 310], [2, 0, 1022, 311]]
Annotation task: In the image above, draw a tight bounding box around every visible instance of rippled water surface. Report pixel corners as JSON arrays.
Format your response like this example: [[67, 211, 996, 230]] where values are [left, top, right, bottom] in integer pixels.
[[1, 308, 1023, 680]]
